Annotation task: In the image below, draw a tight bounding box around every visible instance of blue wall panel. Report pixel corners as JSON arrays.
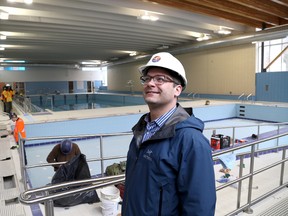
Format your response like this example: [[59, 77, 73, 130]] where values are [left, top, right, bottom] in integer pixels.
[[237, 104, 288, 122], [26, 81, 68, 95], [256, 72, 288, 102]]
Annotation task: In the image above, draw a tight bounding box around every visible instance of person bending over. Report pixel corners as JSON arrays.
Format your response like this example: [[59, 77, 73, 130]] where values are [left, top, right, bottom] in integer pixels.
[[46, 139, 81, 171]]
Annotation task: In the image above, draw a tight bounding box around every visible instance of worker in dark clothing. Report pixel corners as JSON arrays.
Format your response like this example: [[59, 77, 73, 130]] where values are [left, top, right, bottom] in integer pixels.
[[46, 139, 81, 171]]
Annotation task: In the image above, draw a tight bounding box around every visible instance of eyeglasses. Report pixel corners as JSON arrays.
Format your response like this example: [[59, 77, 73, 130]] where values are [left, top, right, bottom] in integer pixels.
[[140, 75, 178, 85]]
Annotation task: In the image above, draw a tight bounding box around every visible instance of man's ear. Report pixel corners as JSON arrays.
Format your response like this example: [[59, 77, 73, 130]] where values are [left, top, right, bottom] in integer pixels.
[[174, 85, 182, 97]]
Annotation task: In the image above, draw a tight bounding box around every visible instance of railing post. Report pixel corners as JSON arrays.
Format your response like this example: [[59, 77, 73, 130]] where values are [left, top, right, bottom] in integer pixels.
[[243, 144, 256, 214], [256, 125, 260, 152], [236, 155, 244, 208], [44, 191, 55, 216], [280, 149, 286, 186], [232, 127, 235, 147], [19, 135, 28, 191], [100, 136, 104, 176], [277, 125, 280, 148]]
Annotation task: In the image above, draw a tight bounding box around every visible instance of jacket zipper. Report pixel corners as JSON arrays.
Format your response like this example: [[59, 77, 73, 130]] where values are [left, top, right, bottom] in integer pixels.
[[158, 186, 163, 216]]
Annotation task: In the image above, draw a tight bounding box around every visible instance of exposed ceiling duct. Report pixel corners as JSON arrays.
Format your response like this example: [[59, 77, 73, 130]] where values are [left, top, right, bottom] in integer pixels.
[[109, 24, 288, 67]]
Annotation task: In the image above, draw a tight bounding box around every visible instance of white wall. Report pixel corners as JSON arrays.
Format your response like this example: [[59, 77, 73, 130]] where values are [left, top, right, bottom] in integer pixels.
[[0, 66, 104, 82]]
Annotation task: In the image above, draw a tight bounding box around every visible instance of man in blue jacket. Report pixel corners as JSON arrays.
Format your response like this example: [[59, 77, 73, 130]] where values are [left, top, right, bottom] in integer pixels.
[[122, 52, 216, 215]]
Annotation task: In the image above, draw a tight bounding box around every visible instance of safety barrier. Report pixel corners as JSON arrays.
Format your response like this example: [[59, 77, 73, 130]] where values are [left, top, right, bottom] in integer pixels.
[[18, 129, 288, 215]]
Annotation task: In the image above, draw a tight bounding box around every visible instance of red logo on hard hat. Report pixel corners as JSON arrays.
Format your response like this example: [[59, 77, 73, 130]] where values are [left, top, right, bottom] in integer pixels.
[[152, 55, 161, 62]]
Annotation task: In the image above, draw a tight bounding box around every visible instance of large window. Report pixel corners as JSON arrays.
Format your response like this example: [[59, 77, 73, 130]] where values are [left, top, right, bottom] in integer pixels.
[[257, 36, 288, 72]]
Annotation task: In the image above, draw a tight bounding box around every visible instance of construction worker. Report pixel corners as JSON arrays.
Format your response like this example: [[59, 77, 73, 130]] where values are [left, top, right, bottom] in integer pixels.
[[2, 84, 14, 114], [10, 113, 27, 165], [46, 139, 81, 171], [1, 86, 7, 112]]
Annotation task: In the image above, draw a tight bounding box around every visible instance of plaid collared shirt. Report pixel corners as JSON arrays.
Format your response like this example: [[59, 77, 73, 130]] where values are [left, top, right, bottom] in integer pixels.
[[142, 106, 177, 143]]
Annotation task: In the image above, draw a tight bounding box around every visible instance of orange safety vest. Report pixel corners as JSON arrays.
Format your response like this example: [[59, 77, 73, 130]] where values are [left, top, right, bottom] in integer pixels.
[[14, 117, 26, 142]]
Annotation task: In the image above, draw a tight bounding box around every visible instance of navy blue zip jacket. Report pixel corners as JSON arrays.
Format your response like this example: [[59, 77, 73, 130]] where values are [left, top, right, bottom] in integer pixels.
[[122, 104, 216, 216]]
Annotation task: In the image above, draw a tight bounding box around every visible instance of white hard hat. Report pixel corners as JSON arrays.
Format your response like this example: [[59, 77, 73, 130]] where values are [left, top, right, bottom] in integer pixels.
[[6, 84, 10, 87], [138, 52, 187, 89]]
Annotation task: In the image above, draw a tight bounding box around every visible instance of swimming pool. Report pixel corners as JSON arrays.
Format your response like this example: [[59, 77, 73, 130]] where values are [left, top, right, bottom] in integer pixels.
[[25, 118, 288, 188], [28, 93, 191, 111], [29, 93, 146, 111]]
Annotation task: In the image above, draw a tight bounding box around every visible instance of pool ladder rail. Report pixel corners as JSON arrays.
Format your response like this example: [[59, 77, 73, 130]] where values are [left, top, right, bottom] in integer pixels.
[[238, 93, 254, 103]]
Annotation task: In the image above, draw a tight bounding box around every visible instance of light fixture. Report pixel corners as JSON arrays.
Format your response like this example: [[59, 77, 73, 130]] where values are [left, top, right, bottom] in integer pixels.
[[7, 0, 33, 4], [196, 34, 211, 41], [24, 0, 33, 4], [0, 35, 7, 40], [0, 11, 9, 20], [0, 47, 5, 51], [139, 11, 159, 21], [4, 60, 26, 63], [129, 51, 137, 56], [81, 60, 101, 65], [135, 54, 149, 59], [216, 26, 231, 35]]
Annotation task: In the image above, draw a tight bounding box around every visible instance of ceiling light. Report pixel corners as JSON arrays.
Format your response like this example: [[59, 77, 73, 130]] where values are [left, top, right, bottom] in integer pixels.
[[4, 60, 25, 63], [129, 51, 137, 56], [24, 0, 33, 4], [0, 11, 9, 20], [0, 47, 5, 51], [139, 11, 159, 21], [217, 26, 231, 35], [0, 35, 7, 40], [7, 0, 33, 4], [196, 34, 211, 41], [81, 61, 101, 65], [135, 55, 149, 59]]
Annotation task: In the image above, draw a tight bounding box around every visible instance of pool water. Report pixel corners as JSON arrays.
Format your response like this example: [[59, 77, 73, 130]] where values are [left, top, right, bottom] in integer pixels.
[[33, 100, 130, 111], [29, 93, 146, 111]]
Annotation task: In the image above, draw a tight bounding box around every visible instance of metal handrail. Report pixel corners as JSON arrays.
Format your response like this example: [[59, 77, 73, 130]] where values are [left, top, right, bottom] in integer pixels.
[[205, 121, 288, 147], [206, 121, 288, 130], [238, 93, 245, 100], [212, 132, 288, 215], [13, 95, 44, 113], [187, 92, 194, 96], [18, 127, 288, 216], [18, 123, 288, 188], [19, 174, 125, 204], [246, 93, 252, 101]]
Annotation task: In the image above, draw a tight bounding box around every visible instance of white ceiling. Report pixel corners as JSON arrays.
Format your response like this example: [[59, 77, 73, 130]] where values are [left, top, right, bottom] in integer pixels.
[[0, 0, 287, 67]]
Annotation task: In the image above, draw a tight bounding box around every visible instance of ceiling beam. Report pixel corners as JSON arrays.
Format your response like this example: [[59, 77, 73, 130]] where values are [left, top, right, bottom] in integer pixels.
[[271, 0, 288, 6], [188, 0, 288, 25], [227, 0, 288, 19], [145, 0, 288, 28]]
